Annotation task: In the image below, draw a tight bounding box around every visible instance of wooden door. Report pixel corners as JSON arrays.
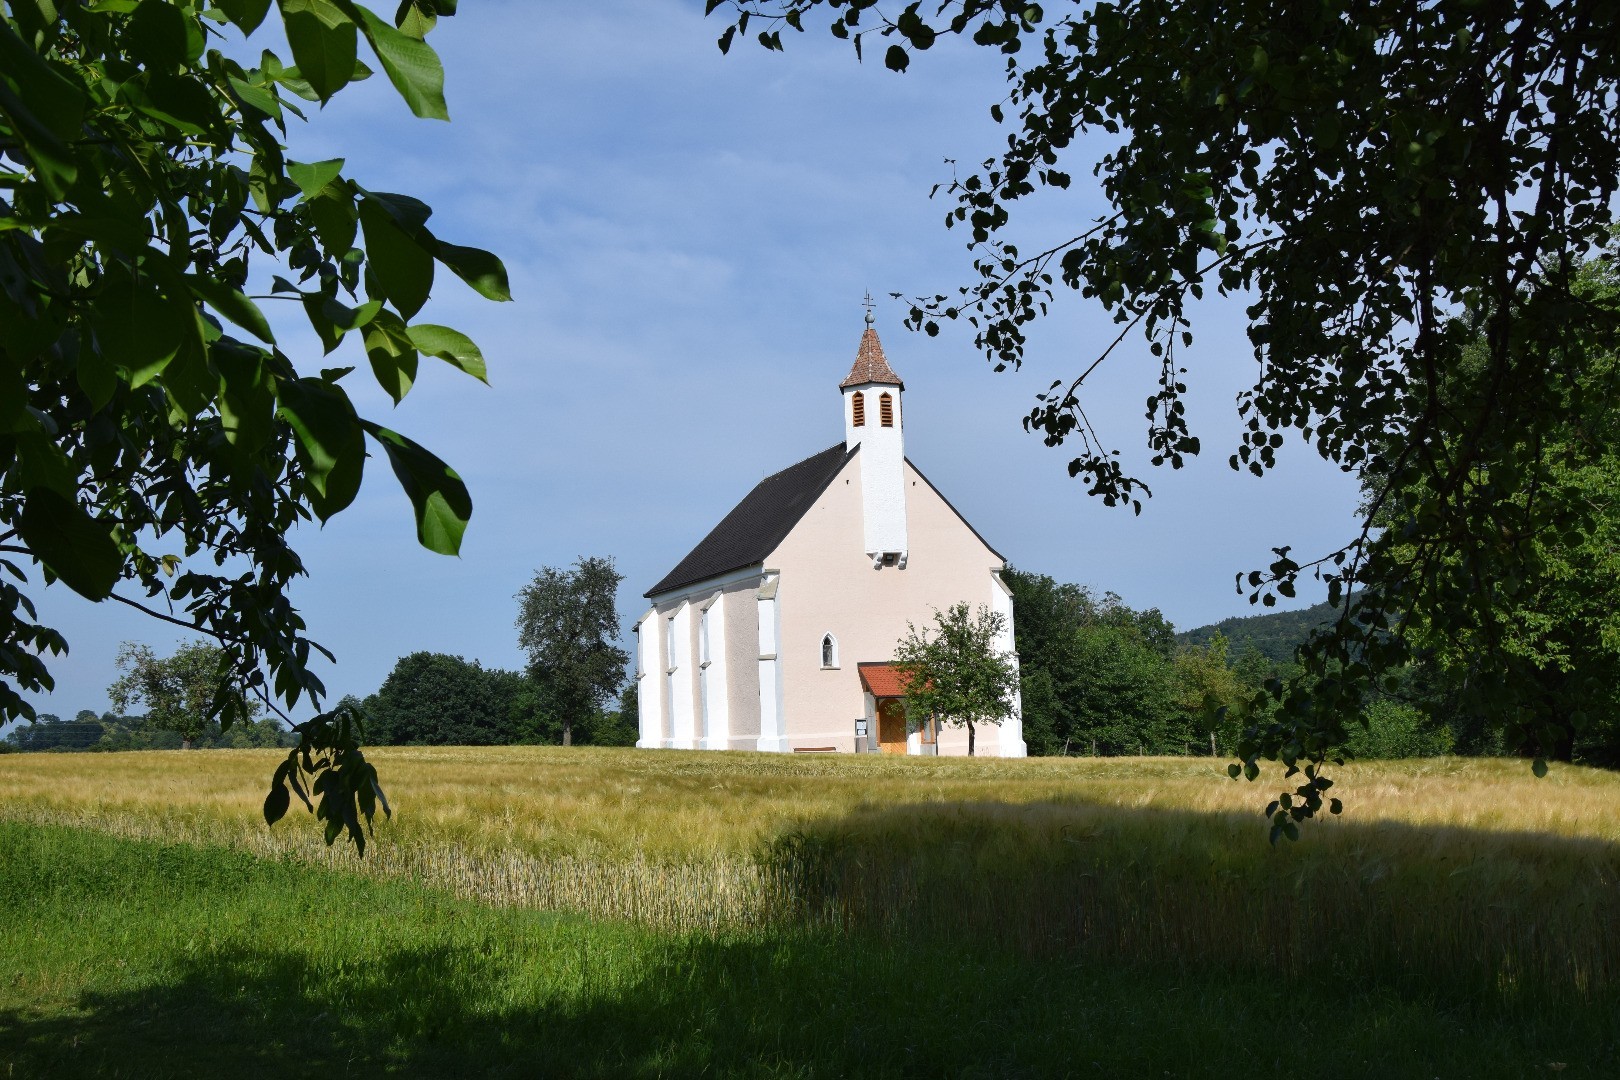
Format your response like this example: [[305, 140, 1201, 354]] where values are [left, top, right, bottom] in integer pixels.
[[877, 699, 908, 754]]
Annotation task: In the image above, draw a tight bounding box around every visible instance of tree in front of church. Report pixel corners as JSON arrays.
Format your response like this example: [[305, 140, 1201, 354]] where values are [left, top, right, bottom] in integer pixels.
[[713, 0, 1620, 829], [2, 1, 506, 846], [516, 557, 630, 748], [894, 602, 1019, 757], [109, 641, 249, 751]]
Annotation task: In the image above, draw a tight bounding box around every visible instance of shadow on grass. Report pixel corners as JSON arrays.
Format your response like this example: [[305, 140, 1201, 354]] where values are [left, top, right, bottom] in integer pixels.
[[2, 804, 1618, 1079], [3, 930, 1616, 1080], [759, 798, 1620, 998]]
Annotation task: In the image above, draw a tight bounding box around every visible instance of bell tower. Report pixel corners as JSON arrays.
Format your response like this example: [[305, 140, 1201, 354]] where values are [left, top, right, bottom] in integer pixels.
[[841, 299, 907, 565]]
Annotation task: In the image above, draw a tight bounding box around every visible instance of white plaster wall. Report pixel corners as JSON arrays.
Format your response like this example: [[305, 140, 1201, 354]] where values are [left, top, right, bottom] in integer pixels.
[[843, 384, 907, 556], [698, 593, 730, 749], [756, 574, 788, 752], [767, 455, 1027, 755], [666, 602, 696, 749], [634, 611, 662, 748], [991, 570, 1026, 758], [720, 577, 762, 749], [642, 570, 767, 752]]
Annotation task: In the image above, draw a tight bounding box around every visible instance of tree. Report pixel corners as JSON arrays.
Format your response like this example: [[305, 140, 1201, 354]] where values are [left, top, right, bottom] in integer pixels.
[[515, 557, 628, 748], [1370, 250, 1620, 767], [1172, 633, 1245, 757], [3, 711, 102, 751], [363, 652, 524, 746], [1004, 568, 1187, 756], [2, 2, 507, 846], [716, 1, 1620, 827], [894, 601, 1019, 757], [109, 640, 248, 750]]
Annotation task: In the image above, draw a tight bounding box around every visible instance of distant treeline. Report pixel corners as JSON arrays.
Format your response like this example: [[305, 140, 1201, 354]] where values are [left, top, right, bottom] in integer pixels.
[[1174, 599, 1338, 665], [341, 651, 638, 748], [1015, 570, 1618, 765], [1, 711, 292, 753]]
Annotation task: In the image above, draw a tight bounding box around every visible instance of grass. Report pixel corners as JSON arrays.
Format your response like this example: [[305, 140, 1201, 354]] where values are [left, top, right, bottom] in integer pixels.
[[0, 750, 1617, 1075], [1, 820, 1616, 1079], [1, 750, 1616, 986]]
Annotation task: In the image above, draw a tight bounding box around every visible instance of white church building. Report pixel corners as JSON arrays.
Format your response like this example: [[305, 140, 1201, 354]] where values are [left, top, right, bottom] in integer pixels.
[[634, 315, 1026, 757]]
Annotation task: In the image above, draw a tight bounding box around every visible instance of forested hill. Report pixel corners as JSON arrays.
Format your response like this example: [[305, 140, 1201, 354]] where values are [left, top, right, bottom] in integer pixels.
[[1176, 600, 1338, 665]]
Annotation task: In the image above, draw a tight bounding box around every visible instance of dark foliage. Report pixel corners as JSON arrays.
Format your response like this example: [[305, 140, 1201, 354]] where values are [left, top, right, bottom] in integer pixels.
[[1178, 601, 1337, 667]]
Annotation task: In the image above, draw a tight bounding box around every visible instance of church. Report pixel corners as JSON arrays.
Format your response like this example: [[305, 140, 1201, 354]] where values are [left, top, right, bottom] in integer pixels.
[[634, 314, 1026, 757]]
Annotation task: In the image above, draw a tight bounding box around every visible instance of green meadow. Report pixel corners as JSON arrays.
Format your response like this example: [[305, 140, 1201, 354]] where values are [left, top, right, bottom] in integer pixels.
[[1, 749, 1617, 1077]]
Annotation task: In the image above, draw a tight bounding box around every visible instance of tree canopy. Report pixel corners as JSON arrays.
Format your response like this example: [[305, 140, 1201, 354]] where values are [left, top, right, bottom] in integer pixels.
[[515, 557, 629, 749], [1, 1, 507, 846], [108, 639, 250, 749], [894, 601, 1019, 756], [714, 0, 1620, 828]]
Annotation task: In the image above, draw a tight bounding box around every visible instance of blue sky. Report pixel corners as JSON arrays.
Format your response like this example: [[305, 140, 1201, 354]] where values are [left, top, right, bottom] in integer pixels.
[[19, 0, 1362, 723]]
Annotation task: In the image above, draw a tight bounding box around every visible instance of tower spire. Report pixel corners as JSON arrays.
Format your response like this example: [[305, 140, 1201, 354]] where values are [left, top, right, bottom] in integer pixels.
[[862, 291, 876, 327]]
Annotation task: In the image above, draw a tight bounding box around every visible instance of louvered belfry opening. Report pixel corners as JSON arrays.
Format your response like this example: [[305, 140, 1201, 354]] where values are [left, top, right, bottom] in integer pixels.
[[880, 392, 894, 427], [852, 392, 865, 427]]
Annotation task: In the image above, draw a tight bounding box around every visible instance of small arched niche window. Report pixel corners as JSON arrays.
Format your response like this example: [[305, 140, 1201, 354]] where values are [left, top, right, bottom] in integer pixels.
[[880, 392, 895, 427], [821, 633, 839, 669], [851, 392, 865, 427]]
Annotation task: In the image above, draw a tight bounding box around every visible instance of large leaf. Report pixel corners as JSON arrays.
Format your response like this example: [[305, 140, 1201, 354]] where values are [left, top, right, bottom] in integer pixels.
[[407, 323, 486, 383], [186, 275, 276, 343], [362, 422, 470, 555], [305, 181, 359, 254], [288, 157, 345, 199], [279, 0, 358, 102], [214, 342, 276, 453], [228, 74, 283, 120], [17, 488, 120, 601], [433, 241, 510, 302], [219, 0, 274, 34], [349, 3, 448, 120], [125, 72, 225, 135], [276, 378, 365, 518], [0, 18, 86, 194], [360, 198, 433, 319], [92, 273, 187, 387], [125, 0, 202, 69], [363, 309, 418, 404]]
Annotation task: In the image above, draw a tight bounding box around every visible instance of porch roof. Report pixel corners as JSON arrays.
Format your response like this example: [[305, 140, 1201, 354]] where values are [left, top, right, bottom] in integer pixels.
[[857, 662, 914, 698]]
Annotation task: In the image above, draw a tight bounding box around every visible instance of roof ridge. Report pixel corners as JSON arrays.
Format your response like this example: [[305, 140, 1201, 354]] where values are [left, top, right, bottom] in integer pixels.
[[644, 443, 859, 598], [758, 442, 847, 483]]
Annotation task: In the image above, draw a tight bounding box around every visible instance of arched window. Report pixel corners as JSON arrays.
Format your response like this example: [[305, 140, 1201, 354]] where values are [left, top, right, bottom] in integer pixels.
[[821, 633, 838, 669], [851, 392, 865, 427], [880, 392, 894, 427]]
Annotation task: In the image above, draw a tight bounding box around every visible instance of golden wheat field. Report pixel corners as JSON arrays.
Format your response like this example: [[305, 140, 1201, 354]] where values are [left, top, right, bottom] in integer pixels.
[[2, 748, 1617, 995]]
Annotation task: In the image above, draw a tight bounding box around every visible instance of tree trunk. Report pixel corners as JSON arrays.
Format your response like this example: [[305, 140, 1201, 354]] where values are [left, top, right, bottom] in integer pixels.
[[562, 718, 572, 747], [181, 736, 193, 750], [967, 721, 975, 757], [1210, 731, 1218, 757]]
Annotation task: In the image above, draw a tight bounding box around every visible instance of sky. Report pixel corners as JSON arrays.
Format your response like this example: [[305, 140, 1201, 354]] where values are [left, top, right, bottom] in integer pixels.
[[17, 0, 1364, 725]]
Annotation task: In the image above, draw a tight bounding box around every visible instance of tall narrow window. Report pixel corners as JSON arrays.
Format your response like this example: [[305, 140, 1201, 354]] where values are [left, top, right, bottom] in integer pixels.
[[851, 392, 865, 427], [880, 392, 894, 427], [821, 634, 838, 669]]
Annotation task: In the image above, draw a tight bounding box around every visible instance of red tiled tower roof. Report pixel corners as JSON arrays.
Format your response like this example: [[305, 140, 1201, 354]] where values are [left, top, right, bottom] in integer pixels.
[[840, 327, 904, 390]]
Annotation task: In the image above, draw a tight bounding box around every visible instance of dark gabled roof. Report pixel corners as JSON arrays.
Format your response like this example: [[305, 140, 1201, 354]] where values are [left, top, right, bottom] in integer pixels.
[[645, 443, 857, 598]]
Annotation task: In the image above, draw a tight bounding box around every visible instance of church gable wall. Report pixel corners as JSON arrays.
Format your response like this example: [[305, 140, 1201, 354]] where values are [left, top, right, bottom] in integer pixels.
[[766, 456, 1006, 750]]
